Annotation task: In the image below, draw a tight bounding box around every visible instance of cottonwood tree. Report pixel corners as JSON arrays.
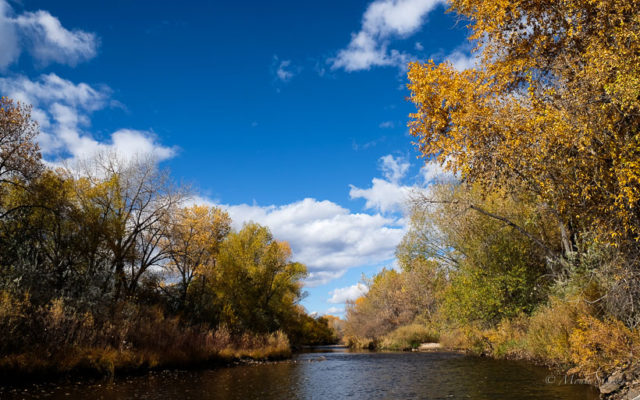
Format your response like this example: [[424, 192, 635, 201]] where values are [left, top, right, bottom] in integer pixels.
[[72, 152, 186, 300], [162, 204, 231, 310], [216, 223, 307, 332], [408, 0, 640, 251], [0, 97, 42, 219]]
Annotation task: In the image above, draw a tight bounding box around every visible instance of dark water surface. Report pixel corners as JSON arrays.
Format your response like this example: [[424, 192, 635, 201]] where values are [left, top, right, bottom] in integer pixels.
[[0, 348, 600, 399]]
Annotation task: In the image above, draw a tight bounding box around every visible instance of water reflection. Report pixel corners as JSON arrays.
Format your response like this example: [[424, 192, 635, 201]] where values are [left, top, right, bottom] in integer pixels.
[[0, 348, 600, 399]]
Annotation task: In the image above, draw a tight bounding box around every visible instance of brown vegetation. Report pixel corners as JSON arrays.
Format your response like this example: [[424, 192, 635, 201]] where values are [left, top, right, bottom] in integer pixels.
[[0, 97, 336, 381]]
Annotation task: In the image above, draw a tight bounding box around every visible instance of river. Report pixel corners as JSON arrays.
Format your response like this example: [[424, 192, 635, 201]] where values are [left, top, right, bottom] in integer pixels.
[[1, 347, 600, 399]]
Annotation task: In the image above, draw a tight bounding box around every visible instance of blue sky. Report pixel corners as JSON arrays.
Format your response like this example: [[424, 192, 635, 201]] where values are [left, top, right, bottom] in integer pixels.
[[0, 0, 470, 316]]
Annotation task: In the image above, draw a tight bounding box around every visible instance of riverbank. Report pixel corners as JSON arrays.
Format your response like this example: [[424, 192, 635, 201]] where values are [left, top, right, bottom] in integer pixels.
[[0, 347, 599, 399], [345, 321, 639, 399], [0, 330, 291, 384]]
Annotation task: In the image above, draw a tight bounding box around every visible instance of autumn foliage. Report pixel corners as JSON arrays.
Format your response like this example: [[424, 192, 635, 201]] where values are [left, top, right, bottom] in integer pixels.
[[0, 98, 335, 379], [345, 0, 640, 387]]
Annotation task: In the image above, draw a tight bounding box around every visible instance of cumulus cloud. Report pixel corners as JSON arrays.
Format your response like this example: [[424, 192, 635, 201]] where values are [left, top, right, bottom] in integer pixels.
[[420, 159, 456, 184], [442, 42, 483, 71], [349, 155, 414, 213], [0, 1, 19, 70], [380, 154, 410, 183], [14, 10, 98, 66], [1, 73, 108, 112], [325, 306, 345, 315], [350, 177, 413, 214], [350, 155, 457, 214], [190, 155, 457, 288], [0, 0, 98, 68], [0, 73, 176, 164], [328, 283, 369, 304], [331, 0, 445, 71], [306, 271, 348, 288], [191, 196, 405, 287]]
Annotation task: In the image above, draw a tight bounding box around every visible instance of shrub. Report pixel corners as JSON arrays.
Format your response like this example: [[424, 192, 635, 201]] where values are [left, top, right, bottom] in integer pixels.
[[439, 323, 490, 355], [485, 315, 529, 358], [569, 316, 638, 383], [379, 323, 439, 350], [524, 297, 589, 365], [344, 336, 376, 350]]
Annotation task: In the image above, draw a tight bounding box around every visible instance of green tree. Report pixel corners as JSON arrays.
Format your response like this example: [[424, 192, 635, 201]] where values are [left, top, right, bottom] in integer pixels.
[[216, 223, 307, 333]]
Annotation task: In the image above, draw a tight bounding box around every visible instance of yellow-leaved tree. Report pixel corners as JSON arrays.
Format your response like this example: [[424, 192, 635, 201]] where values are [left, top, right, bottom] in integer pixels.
[[162, 205, 231, 310], [408, 0, 640, 251]]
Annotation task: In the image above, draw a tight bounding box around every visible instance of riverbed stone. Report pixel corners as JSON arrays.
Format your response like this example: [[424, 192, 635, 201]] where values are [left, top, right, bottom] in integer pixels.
[[601, 371, 626, 395], [626, 387, 640, 400], [417, 343, 442, 351]]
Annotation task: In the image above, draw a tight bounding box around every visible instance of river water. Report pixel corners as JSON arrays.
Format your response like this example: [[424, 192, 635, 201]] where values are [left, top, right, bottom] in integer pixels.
[[1, 347, 600, 399]]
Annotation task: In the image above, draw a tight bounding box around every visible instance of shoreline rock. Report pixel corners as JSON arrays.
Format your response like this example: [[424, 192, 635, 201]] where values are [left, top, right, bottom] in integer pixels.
[[415, 343, 442, 352], [601, 364, 640, 400]]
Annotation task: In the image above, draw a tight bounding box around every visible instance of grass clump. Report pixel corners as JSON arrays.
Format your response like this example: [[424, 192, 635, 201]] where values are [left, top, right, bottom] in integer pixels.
[[379, 324, 439, 350]]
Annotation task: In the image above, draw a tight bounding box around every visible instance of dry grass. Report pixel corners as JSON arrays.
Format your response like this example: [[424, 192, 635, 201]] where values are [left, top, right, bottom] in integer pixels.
[[344, 336, 377, 350], [568, 316, 639, 384], [379, 323, 439, 350], [0, 292, 292, 381], [439, 322, 490, 355]]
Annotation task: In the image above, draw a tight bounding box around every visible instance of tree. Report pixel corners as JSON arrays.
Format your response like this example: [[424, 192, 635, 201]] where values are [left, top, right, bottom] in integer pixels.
[[216, 223, 307, 332], [345, 264, 441, 341], [428, 184, 551, 324], [162, 205, 231, 310], [0, 97, 42, 219], [407, 0, 640, 249], [72, 153, 185, 300]]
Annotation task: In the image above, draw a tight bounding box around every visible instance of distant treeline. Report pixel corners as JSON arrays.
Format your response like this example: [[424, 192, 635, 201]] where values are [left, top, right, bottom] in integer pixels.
[[0, 97, 336, 379], [344, 0, 640, 390]]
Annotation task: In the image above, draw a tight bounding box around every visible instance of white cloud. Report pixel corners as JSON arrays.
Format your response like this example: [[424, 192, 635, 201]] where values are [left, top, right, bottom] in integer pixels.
[[1, 73, 108, 112], [190, 155, 456, 288], [331, 0, 445, 71], [420, 159, 456, 184], [349, 155, 414, 213], [109, 129, 176, 161], [0, 0, 98, 68], [328, 283, 369, 304], [0, 73, 176, 164], [276, 59, 294, 82], [361, 0, 442, 37], [379, 154, 409, 183], [349, 156, 456, 214], [379, 121, 395, 129], [331, 31, 407, 72], [191, 196, 405, 287], [273, 55, 299, 84], [15, 10, 98, 66], [0, 1, 19, 70], [446, 49, 478, 71], [350, 177, 412, 214], [306, 270, 348, 288], [325, 306, 345, 315]]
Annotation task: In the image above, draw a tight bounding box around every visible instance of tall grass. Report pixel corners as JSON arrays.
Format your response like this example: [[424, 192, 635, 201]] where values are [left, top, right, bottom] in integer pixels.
[[0, 291, 291, 380], [379, 324, 439, 350]]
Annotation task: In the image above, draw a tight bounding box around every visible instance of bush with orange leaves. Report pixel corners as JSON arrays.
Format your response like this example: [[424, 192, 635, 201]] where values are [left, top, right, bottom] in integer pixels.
[[569, 316, 639, 384]]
